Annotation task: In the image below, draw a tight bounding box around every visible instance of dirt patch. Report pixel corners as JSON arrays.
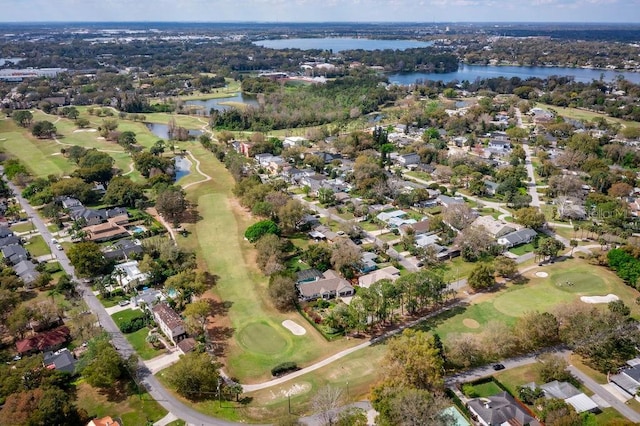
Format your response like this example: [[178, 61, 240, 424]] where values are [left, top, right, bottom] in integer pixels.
[[268, 382, 312, 400], [535, 271, 549, 278], [463, 318, 480, 329]]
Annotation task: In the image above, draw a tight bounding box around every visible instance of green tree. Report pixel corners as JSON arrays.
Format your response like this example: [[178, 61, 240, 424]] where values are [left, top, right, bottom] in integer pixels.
[[537, 353, 571, 383], [78, 334, 124, 388], [268, 274, 298, 311], [50, 177, 94, 203], [12, 110, 32, 127], [67, 241, 111, 277], [103, 176, 145, 207], [31, 120, 57, 138], [244, 219, 280, 243], [156, 186, 188, 227], [166, 352, 221, 400], [74, 149, 115, 184], [494, 256, 518, 279], [302, 243, 332, 271], [183, 299, 212, 335], [514, 207, 546, 229], [467, 263, 495, 291]]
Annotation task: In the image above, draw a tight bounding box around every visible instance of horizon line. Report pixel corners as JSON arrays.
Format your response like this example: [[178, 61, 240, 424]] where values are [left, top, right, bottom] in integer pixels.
[[1, 20, 639, 25]]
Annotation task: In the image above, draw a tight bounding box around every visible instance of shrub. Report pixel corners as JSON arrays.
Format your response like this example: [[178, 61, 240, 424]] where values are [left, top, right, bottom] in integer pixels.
[[461, 383, 478, 398], [119, 317, 146, 333], [271, 362, 298, 377]]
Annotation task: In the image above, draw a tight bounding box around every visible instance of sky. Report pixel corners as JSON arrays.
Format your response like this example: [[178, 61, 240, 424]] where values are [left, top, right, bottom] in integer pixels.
[[1, 0, 639, 23]]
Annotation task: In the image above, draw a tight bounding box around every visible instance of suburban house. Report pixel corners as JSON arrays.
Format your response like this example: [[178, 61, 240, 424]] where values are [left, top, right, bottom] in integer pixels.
[[87, 416, 120, 426], [177, 337, 197, 355], [415, 232, 441, 250], [399, 219, 431, 237], [467, 392, 540, 426], [2, 244, 29, 264], [488, 139, 512, 152], [471, 215, 520, 239], [396, 153, 421, 166], [152, 302, 187, 345], [296, 269, 325, 285], [610, 359, 640, 399], [13, 259, 40, 287], [437, 195, 465, 208], [0, 225, 14, 238], [231, 140, 252, 157], [296, 269, 355, 301], [84, 218, 130, 242], [283, 136, 308, 148], [0, 234, 21, 248], [358, 266, 401, 288], [360, 251, 378, 273], [15, 326, 71, 355], [309, 225, 340, 242], [43, 348, 77, 373], [539, 381, 599, 414], [484, 180, 499, 196], [376, 210, 407, 224], [113, 260, 149, 290], [497, 228, 537, 248], [102, 238, 143, 261]]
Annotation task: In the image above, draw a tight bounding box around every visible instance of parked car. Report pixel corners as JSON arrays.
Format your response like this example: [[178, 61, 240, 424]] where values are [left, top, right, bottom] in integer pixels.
[[55, 244, 63, 250], [493, 363, 505, 371], [118, 300, 130, 307]]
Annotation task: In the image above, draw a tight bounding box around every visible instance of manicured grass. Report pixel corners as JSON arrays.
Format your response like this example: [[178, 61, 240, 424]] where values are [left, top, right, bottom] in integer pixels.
[[111, 308, 144, 327], [442, 257, 481, 282], [418, 302, 516, 338], [10, 222, 36, 233], [493, 364, 541, 396], [539, 103, 640, 129], [157, 341, 387, 423], [75, 381, 166, 425], [509, 243, 535, 256], [378, 232, 399, 243], [125, 327, 166, 360], [24, 235, 50, 257], [177, 144, 358, 382], [237, 322, 289, 355], [472, 381, 503, 397]]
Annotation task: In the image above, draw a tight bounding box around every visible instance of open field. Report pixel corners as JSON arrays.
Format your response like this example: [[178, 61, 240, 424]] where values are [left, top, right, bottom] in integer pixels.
[[422, 259, 640, 341], [75, 380, 166, 425], [177, 144, 358, 382], [156, 342, 387, 423], [539, 103, 640, 129]]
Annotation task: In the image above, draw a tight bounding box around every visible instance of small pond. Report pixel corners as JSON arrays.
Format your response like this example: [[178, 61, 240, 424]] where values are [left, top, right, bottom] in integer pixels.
[[174, 156, 191, 181], [145, 122, 202, 140], [184, 93, 258, 113]]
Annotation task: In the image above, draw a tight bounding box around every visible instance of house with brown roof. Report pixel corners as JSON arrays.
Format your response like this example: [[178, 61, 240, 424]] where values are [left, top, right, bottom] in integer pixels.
[[87, 416, 119, 426], [84, 216, 130, 242], [296, 269, 354, 301], [152, 302, 187, 345], [15, 326, 71, 355]]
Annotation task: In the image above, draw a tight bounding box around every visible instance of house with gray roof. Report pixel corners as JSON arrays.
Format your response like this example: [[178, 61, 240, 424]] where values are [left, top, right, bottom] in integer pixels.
[[497, 228, 537, 248], [611, 364, 640, 398], [0, 235, 20, 248], [296, 269, 354, 301], [44, 348, 77, 373], [467, 392, 540, 426], [13, 260, 40, 287], [0, 226, 14, 239], [2, 244, 28, 264], [540, 381, 599, 414]]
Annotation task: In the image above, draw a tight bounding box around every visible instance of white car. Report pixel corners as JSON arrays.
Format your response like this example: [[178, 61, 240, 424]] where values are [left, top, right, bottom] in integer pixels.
[[55, 244, 63, 250]]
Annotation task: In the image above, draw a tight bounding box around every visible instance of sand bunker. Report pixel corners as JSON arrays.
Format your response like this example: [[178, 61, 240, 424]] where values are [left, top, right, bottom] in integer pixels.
[[463, 318, 480, 329], [269, 382, 311, 400], [535, 271, 549, 278], [581, 294, 619, 304], [282, 320, 306, 336], [73, 128, 97, 133]]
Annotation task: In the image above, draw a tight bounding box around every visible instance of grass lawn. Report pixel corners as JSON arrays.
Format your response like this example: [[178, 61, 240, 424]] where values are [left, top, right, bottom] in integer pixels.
[[423, 258, 640, 343], [359, 221, 381, 232], [24, 235, 50, 257], [157, 342, 387, 423], [539, 103, 640, 129], [111, 308, 144, 327], [378, 232, 399, 243], [125, 327, 166, 360], [471, 381, 503, 397], [75, 381, 166, 425], [177, 144, 358, 382], [11, 222, 36, 233], [493, 364, 541, 396], [442, 257, 481, 282], [509, 243, 535, 256]]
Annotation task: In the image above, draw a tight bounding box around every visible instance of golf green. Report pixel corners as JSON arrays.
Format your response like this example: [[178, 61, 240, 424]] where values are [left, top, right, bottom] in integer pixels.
[[551, 270, 607, 293], [237, 322, 289, 355]]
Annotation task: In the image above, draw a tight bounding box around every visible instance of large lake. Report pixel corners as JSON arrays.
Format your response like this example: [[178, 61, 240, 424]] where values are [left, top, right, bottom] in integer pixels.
[[254, 37, 433, 52], [388, 64, 640, 85]]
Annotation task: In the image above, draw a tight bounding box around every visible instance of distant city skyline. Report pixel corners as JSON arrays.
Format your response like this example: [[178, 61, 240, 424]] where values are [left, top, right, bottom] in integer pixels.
[[1, 0, 639, 24]]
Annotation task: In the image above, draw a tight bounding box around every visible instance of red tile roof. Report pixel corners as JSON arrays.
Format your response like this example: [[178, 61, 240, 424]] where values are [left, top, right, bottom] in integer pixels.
[[15, 326, 70, 354]]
